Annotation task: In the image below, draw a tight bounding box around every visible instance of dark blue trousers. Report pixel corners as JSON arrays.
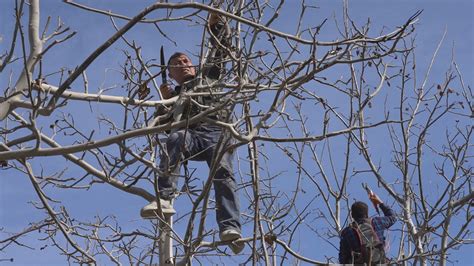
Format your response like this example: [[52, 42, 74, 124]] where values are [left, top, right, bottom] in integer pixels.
[[157, 124, 241, 232]]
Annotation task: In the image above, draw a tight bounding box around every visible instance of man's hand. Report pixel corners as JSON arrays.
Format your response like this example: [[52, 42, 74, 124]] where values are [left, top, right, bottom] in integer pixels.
[[369, 191, 383, 206], [160, 84, 174, 99]]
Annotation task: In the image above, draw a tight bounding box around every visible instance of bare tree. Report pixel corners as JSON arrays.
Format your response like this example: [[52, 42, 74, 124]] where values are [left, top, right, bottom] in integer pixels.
[[1, 0, 472, 265]]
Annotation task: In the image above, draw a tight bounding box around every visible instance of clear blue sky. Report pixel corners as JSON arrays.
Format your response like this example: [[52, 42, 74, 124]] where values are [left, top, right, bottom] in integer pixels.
[[1, 0, 473, 265]]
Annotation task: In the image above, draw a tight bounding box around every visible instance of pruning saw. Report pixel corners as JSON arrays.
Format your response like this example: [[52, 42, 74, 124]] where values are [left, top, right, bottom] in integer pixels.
[[160, 45, 167, 85], [362, 182, 380, 215]]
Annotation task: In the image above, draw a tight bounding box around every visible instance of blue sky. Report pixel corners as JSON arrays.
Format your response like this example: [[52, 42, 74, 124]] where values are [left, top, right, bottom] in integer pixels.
[[1, 0, 473, 265]]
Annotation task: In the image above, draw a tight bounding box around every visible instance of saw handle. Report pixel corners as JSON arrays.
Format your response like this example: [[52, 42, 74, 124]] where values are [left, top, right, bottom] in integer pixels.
[[363, 183, 382, 214]]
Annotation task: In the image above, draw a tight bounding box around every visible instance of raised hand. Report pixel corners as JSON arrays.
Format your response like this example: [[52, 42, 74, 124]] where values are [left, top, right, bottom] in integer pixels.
[[369, 191, 383, 206], [160, 84, 174, 99]]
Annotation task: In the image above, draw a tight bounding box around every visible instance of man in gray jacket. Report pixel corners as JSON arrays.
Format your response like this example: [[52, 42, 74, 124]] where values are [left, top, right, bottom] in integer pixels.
[[141, 13, 243, 255]]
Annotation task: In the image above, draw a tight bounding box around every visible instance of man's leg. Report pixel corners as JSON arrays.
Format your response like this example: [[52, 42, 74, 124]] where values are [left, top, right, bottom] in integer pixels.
[[198, 126, 241, 232], [141, 130, 191, 218], [202, 127, 243, 253], [212, 152, 241, 233], [157, 130, 188, 199], [212, 151, 244, 254]]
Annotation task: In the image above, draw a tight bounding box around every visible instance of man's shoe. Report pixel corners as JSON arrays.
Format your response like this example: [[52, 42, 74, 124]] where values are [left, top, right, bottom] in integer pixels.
[[220, 229, 244, 254], [140, 199, 176, 218]]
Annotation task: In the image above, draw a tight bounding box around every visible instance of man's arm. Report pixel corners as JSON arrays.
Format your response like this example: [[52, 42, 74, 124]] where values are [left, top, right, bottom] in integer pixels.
[[378, 203, 397, 228], [370, 192, 397, 228], [202, 12, 231, 80], [339, 229, 351, 264]]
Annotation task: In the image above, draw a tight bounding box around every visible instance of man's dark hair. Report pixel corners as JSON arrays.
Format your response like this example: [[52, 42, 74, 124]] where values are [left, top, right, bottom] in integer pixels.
[[351, 201, 369, 220], [167, 52, 188, 68]]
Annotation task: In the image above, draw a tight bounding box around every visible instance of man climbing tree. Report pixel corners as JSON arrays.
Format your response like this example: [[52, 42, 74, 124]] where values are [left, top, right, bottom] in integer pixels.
[[339, 189, 397, 264], [139, 11, 244, 254], [1, 1, 472, 264]]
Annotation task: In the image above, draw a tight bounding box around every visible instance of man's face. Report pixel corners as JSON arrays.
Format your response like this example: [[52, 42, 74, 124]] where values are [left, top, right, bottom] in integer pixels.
[[168, 54, 196, 85]]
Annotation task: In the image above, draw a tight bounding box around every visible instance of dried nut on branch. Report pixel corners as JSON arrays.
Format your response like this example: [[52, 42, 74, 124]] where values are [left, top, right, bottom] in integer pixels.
[[264, 233, 277, 245]]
